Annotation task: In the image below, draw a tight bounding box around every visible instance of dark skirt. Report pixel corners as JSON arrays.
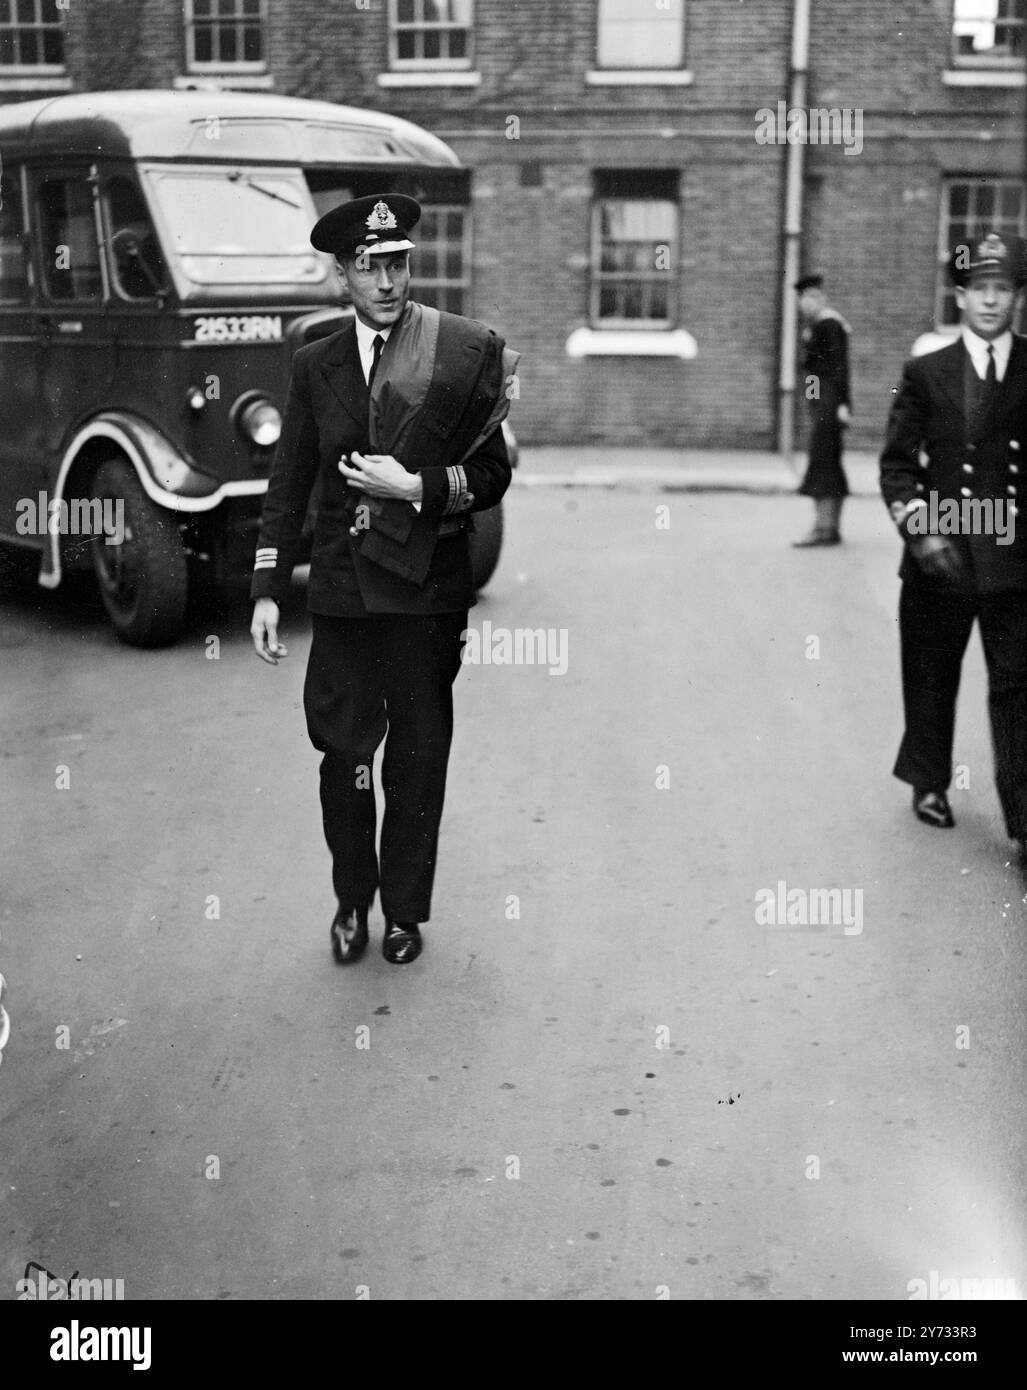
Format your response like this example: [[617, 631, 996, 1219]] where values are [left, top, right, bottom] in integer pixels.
[[798, 406, 849, 498]]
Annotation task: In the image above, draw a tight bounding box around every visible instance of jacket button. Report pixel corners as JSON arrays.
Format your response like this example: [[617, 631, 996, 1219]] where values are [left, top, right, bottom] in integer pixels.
[[960, 487, 971, 497], [962, 463, 973, 473], [967, 443, 976, 453], [348, 526, 359, 537], [1011, 440, 1021, 451], [1008, 485, 1017, 495], [1010, 464, 1019, 474]]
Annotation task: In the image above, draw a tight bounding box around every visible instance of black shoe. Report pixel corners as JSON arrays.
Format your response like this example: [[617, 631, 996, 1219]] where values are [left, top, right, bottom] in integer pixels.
[[330, 906, 369, 964], [913, 789, 955, 828], [382, 919, 422, 965], [791, 531, 841, 548]]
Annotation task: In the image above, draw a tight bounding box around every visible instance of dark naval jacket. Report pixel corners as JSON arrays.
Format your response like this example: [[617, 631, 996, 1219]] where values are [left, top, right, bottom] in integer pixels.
[[249, 314, 511, 616], [880, 336, 1027, 595]]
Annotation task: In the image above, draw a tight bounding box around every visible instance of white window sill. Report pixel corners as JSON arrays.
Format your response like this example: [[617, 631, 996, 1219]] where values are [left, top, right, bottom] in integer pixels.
[[0, 72, 71, 90], [942, 68, 1025, 87], [566, 327, 697, 359], [377, 71, 481, 87], [586, 69, 693, 85], [174, 72, 275, 90]]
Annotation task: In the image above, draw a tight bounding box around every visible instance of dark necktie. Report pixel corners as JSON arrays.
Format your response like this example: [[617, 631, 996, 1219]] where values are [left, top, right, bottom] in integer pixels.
[[367, 333, 384, 393], [977, 344, 999, 423]]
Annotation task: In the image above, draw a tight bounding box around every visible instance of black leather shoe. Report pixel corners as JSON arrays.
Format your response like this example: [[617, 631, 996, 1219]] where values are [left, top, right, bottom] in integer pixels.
[[330, 906, 369, 964], [382, 919, 422, 965], [913, 789, 955, 828]]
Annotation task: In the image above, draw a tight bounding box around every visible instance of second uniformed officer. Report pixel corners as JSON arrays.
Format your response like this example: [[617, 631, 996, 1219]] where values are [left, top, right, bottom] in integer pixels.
[[880, 231, 1027, 857], [249, 194, 518, 963]]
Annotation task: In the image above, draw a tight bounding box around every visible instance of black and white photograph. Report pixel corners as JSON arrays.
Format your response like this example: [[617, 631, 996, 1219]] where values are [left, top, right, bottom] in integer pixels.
[[1, 0, 1025, 1350]]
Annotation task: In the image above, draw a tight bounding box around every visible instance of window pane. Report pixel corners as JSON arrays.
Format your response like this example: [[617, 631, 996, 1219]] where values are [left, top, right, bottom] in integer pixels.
[[423, 29, 440, 58], [397, 0, 416, 23], [953, 0, 1025, 57], [243, 23, 261, 60], [594, 196, 676, 323], [221, 24, 238, 61], [193, 0, 214, 15], [243, 0, 262, 13], [448, 29, 466, 58], [597, 0, 684, 68], [16, 0, 37, 24], [194, 27, 212, 62], [42, 0, 62, 22], [397, 31, 415, 59], [39, 178, 102, 301], [0, 175, 27, 300], [42, 26, 61, 62]]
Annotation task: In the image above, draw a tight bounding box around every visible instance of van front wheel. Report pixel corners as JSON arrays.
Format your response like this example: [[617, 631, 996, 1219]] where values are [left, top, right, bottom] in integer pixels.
[[469, 503, 504, 592], [90, 458, 188, 646]]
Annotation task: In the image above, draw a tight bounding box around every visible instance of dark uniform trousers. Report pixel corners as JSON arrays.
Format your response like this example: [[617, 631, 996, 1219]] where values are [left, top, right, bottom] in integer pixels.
[[895, 585, 1027, 837], [304, 610, 468, 922], [881, 336, 1027, 840]]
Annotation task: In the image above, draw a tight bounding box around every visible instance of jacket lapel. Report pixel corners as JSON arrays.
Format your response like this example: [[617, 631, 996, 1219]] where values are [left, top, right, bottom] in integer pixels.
[[318, 321, 368, 428], [933, 339, 969, 421]]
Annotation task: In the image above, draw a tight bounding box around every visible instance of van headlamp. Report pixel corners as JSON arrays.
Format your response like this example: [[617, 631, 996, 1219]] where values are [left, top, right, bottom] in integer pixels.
[[236, 397, 282, 448]]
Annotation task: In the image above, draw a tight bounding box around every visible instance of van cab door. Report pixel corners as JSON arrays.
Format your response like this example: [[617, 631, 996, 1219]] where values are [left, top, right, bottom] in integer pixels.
[[0, 163, 40, 543], [30, 164, 115, 482]]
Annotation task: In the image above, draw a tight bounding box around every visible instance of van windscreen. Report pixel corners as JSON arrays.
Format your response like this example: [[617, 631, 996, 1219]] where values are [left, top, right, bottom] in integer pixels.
[[145, 166, 328, 288]]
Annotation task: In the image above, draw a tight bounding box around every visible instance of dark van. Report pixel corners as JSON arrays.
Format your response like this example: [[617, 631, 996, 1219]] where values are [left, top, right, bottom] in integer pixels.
[[0, 91, 513, 645]]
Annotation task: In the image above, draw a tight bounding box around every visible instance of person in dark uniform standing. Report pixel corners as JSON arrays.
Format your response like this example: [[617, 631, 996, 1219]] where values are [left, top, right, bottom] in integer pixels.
[[880, 231, 1027, 857], [249, 194, 517, 964], [792, 274, 852, 547]]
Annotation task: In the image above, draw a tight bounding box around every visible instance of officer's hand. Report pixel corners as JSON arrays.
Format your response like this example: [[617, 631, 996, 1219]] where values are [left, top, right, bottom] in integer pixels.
[[340, 451, 420, 501], [837, 404, 851, 427], [908, 534, 965, 583], [251, 598, 287, 665]]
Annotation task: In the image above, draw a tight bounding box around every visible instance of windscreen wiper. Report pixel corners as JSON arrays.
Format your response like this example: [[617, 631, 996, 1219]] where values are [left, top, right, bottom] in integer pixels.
[[226, 171, 302, 208]]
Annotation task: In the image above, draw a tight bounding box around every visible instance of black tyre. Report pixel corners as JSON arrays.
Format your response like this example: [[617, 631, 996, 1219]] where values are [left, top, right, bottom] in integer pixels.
[[90, 457, 189, 646], [469, 503, 504, 592]]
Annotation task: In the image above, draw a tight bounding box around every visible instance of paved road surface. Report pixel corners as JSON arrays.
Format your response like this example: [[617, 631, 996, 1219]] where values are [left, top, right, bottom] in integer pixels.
[[2, 487, 1024, 1300]]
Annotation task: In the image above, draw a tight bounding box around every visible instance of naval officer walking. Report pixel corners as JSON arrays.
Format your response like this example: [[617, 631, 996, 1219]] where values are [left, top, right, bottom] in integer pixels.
[[880, 232, 1027, 857], [250, 194, 517, 963]]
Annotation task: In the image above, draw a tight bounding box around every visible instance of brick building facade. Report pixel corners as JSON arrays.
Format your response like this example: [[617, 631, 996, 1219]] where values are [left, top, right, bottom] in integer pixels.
[[1, 0, 1024, 449]]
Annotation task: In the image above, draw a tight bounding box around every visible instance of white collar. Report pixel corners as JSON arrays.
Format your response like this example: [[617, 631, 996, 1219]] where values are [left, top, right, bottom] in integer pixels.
[[961, 325, 1013, 378], [354, 318, 392, 355]]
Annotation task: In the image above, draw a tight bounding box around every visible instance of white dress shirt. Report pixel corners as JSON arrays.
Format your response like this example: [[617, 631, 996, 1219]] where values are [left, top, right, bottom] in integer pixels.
[[354, 318, 391, 385], [962, 325, 1012, 382]]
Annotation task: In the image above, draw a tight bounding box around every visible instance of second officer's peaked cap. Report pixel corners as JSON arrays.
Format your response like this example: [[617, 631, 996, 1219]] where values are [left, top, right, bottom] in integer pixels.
[[310, 193, 421, 259], [949, 231, 1027, 288]]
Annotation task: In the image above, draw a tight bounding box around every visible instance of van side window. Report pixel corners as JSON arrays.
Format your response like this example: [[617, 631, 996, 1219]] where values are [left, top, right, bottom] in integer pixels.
[[38, 176, 102, 301], [106, 176, 170, 300], [0, 169, 28, 302]]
